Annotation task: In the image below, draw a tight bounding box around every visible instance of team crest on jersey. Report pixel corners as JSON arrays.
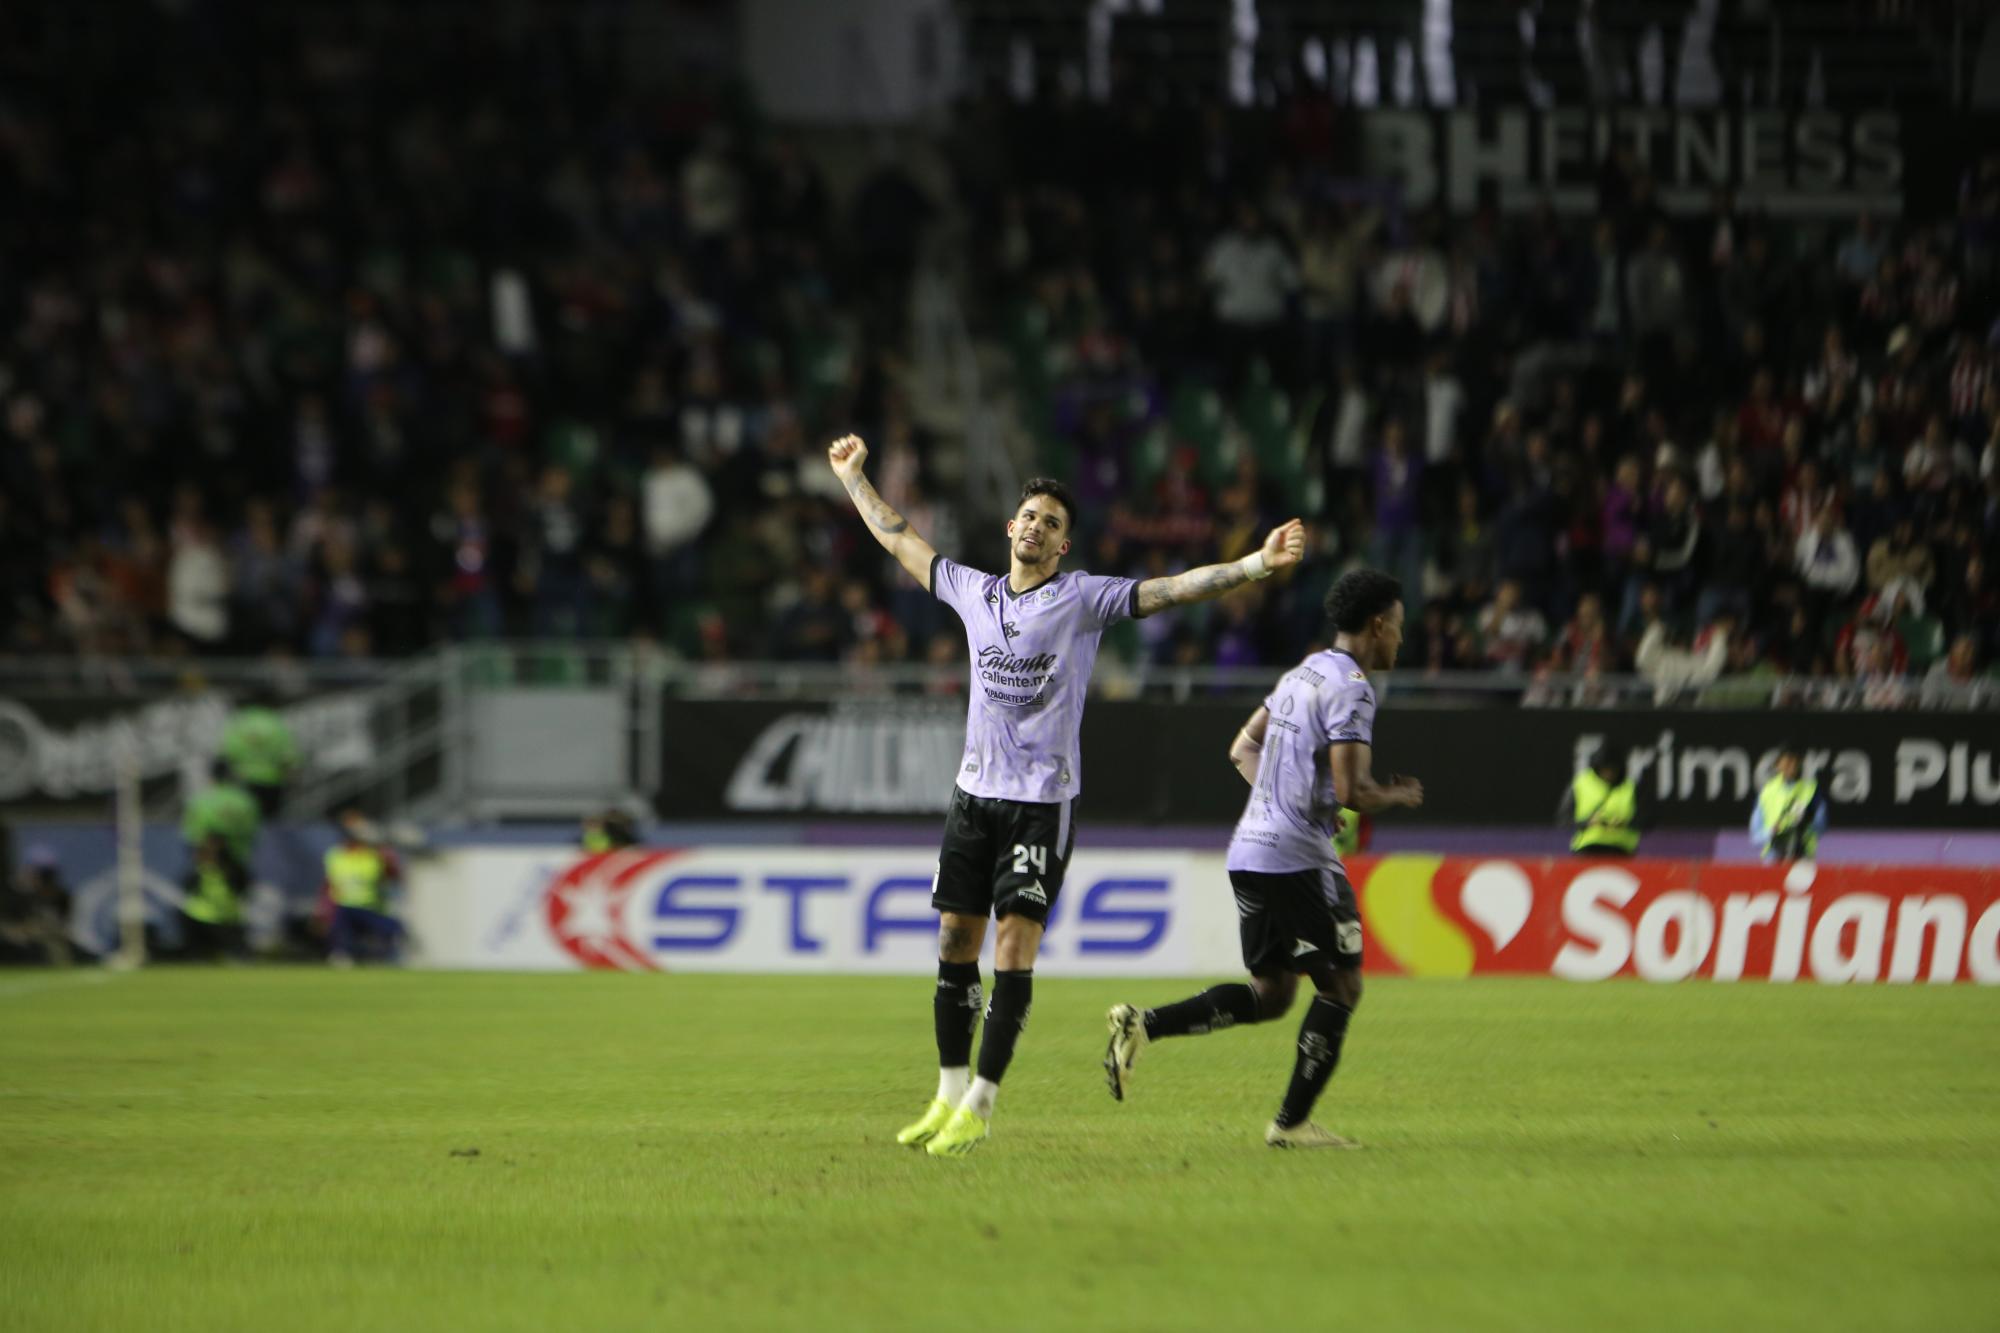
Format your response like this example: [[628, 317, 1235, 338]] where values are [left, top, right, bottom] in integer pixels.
[[1002, 620, 1019, 640], [1348, 670, 1367, 681]]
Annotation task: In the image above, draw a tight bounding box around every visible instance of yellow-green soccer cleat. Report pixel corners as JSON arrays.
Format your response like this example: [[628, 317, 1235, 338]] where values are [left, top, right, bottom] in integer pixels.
[[923, 1105, 991, 1158], [1264, 1120, 1362, 1150], [1103, 1003, 1148, 1102], [896, 1098, 956, 1147]]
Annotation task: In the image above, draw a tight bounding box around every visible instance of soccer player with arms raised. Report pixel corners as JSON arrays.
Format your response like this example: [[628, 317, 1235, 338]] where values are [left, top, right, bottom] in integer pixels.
[[827, 432, 1306, 1157], [1104, 569, 1422, 1148]]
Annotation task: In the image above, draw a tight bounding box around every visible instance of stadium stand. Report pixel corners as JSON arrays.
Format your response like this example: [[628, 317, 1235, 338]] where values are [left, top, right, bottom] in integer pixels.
[[1, 0, 1995, 713]]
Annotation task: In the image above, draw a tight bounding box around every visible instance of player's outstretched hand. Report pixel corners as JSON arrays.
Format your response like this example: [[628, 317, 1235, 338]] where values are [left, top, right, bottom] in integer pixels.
[[1391, 775, 1424, 808], [828, 433, 869, 484], [1261, 519, 1306, 572]]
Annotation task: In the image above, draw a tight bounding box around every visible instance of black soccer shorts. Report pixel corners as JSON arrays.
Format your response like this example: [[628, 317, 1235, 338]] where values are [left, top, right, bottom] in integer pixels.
[[1230, 867, 1365, 975], [931, 787, 1076, 925]]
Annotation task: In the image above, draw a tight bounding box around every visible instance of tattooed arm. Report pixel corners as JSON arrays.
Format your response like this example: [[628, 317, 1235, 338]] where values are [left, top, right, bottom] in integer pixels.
[[1133, 519, 1307, 617], [827, 433, 939, 590]]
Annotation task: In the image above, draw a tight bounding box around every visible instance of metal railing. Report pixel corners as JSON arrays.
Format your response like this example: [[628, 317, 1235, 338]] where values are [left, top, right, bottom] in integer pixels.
[[0, 652, 452, 824], [0, 654, 405, 694], [434, 642, 662, 821], [6, 647, 1993, 825], [651, 659, 2000, 710], [10, 649, 1990, 712], [282, 655, 450, 823]]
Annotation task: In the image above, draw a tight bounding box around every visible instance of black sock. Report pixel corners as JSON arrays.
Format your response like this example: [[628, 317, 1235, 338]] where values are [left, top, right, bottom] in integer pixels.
[[1275, 996, 1354, 1129], [934, 960, 982, 1069], [974, 969, 1033, 1084], [1143, 984, 1262, 1039]]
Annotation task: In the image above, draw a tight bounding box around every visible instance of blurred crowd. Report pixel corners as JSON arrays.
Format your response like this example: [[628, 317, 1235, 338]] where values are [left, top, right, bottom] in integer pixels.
[[0, 5, 948, 670], [960, 100, 2000, 703], [2, 8, 1997, 708]]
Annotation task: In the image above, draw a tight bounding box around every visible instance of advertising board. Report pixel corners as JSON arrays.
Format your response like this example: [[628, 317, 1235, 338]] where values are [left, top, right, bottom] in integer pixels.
[[658, 699, 2000, 829], [409, 848, 2000, 984]]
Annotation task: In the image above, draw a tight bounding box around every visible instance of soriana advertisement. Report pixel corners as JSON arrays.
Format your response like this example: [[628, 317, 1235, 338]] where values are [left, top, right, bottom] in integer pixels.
[[407, 846, 2000, 984], [1349, 857, 2000, 984]]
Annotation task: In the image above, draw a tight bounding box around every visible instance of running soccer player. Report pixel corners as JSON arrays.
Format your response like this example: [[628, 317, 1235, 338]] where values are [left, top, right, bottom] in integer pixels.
[[827, 432, 1306, 1157], [1103, 568, 1421, 1148]]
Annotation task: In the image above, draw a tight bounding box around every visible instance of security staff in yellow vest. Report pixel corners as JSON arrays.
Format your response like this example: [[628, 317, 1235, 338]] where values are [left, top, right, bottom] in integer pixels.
[[1557, 744, 1646, 857], [1332, 809, 1369, 862], [181, 832, 250, 960], [1752, 742, 1828, 863], [580, 809, 637, 855], [324, 808, 404, 967]]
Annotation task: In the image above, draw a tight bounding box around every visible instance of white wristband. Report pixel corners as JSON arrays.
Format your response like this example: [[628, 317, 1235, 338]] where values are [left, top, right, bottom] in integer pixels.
[[1241, 551, 1271, 581]]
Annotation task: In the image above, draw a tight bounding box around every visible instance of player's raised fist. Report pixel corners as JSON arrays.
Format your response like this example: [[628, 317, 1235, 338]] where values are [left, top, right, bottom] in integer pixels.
[[1391, 776, 1425, 808], [1261, 519, 1307, 571], [828, 433, 869, 484]]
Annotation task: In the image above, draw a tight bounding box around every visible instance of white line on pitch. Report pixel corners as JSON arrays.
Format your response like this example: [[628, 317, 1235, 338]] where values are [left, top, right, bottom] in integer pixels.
[[0, 970, 120, 1001]]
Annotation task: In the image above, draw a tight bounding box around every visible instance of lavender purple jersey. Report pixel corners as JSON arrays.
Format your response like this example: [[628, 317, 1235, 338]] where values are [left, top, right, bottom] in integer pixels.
[[1226, 649, 1377, 874], [930, 555, 1139, 805]]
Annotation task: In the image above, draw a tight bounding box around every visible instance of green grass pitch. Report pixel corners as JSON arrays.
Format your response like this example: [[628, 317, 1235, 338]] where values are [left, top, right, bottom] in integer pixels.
[[2, 969, 1996, 1332]]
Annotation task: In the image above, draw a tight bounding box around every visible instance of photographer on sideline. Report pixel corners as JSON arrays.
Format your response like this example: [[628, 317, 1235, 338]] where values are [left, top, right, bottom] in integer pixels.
[[323, 808, 405, 967]]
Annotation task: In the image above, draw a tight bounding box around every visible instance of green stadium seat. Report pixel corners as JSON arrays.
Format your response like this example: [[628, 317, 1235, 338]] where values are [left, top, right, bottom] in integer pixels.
[[1900, 612, 1946, 672], [544, 420, 600, 479], [1039, 430, 1076, 479], [1237, 380, 1292, 472], [1129, 423, 1171, 493], [1168, 382, 1232, 485], [1201, 425, 1245, 489]]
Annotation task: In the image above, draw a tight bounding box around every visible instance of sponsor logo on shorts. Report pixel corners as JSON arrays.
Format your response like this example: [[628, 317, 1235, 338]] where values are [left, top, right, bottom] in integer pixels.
[[1016, 880, 1048, 907]]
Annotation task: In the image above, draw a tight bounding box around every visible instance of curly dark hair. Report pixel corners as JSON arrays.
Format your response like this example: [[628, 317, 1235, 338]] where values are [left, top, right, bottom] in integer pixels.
[[1324, 568, 1404, 635], [1018, 477, 1078, 530]]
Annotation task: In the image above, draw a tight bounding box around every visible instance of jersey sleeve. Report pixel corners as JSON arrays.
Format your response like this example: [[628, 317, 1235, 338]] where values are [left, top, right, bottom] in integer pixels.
[[929, 555, 987, 621], [1073, 572, 1141, 630], [1325, 681, 1377, 746]]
